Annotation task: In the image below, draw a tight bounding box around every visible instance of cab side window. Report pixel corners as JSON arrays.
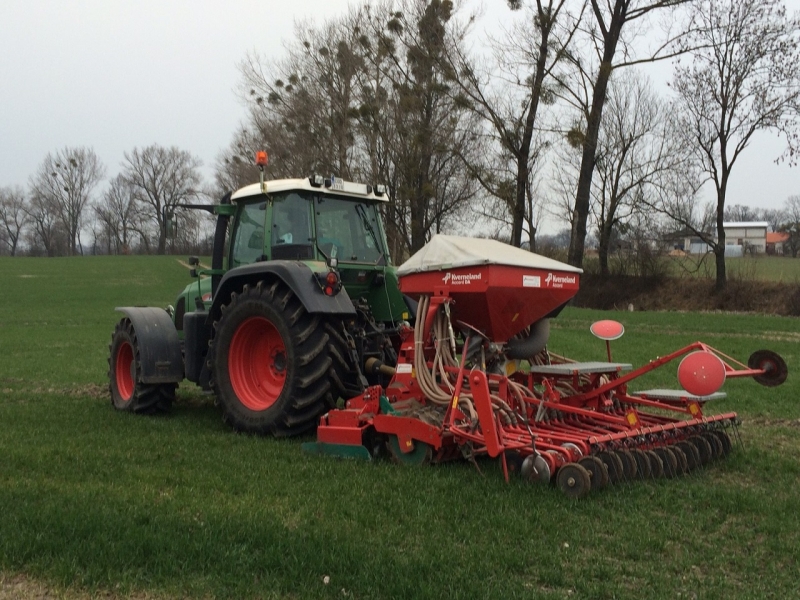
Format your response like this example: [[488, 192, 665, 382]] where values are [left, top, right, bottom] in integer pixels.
[[232, 202, 266, 267]]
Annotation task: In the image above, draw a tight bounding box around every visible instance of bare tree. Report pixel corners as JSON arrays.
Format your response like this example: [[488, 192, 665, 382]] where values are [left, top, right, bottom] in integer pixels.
[[673, 0, 800, 290], [446, 0, 583, 247], [121, 145, 203, 255], [779, 195, 800, 257], [28, 147, 105, 256], [95, 175, 145, 254], [229, 0, 480, 257], [564, 0, 695, 268], [591, 70, 687, 275], [25, 190, 63, 257], [0, 186, 30, 256]]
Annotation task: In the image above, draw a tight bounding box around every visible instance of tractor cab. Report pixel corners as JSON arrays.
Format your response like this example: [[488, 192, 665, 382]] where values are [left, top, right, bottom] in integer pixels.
[[228, 181, 389, 268]]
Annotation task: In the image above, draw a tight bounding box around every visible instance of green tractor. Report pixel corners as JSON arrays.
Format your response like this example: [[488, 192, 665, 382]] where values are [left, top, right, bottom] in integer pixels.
[[108, 174, 411, 436]]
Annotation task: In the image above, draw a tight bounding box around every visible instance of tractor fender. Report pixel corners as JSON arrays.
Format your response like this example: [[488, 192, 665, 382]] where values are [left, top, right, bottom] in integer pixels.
[[209, 261, 357, 322], [115, 307, 184, 384]]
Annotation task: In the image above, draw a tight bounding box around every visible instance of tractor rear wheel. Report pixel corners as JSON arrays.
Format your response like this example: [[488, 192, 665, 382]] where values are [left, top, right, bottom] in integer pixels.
[[209, 281, 334, 436], [108, 318, 175, 413]]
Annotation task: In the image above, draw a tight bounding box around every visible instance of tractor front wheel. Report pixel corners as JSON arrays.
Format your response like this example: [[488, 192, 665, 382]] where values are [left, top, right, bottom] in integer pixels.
[[108, 318, 175, 413], [209, 281, 334, 436]]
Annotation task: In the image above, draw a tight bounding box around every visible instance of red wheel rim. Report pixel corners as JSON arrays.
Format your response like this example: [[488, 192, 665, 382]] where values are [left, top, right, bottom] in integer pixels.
[[115, 341, 135, 401], [229, 316, 287, 411]]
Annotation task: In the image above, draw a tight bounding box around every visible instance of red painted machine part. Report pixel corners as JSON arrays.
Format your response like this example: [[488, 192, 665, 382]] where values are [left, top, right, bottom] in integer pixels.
[[678, 351, 727, 397], [399, 265, 579, 342], [228, 316, 286, 411], [590, 319, 625, 341], [115, 341, 134, 401]]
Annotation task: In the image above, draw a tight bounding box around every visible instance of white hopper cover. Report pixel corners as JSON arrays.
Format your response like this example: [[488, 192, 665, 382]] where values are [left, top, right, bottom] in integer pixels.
[[396, 234, 583, 275]]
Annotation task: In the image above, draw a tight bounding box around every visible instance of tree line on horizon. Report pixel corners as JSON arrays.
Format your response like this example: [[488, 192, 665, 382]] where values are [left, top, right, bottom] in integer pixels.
[[1, 0, 799, 291]]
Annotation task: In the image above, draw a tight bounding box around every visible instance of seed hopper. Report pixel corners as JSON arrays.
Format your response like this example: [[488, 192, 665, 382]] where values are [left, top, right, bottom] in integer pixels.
[[304, 235, 788, 497]]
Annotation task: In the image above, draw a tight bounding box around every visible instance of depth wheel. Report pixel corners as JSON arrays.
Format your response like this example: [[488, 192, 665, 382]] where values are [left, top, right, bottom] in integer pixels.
[[646, 450, 664, 478], [556, 463, 592, 499], [210, 281, 334, 436], [108, 318, 175, 413], [579, 456, 609, 490], [387, 435, 432, 466], [630, 448, 651, 479]]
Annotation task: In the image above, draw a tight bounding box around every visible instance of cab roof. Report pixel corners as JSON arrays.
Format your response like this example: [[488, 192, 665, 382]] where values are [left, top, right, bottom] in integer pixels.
[[231, 177, 389, 203]]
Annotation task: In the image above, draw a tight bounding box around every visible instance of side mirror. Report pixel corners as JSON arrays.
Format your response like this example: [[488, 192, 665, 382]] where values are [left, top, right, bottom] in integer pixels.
[[164, 209, 177, 239]]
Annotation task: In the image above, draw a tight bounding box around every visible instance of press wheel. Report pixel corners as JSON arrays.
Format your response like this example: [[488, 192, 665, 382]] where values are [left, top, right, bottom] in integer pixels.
[[556, 463, 592, 499], [579, 456, 609, 490]]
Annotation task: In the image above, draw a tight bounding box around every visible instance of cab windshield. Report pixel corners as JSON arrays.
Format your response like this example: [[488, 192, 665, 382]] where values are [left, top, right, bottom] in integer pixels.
[[314, 195, 385, 265]]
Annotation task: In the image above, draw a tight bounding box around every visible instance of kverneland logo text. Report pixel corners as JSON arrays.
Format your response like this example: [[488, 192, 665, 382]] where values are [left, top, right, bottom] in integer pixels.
[[442, 272, 482, 285], [545, 272, 577, 285]]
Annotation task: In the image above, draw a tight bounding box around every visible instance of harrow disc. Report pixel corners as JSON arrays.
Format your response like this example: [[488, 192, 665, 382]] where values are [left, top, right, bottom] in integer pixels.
[[618, 450, 638, 480], [654, 447, 679, 478], [630, 449, 651, 479], [747, 350, 788, 388], [597, 451, 624, 485], [646, 450, 664, 478], [671, 445, 689, 474], [521, 454, 551, 484], [703, 432, 724, 460], [710, 430, 733, 457], [676, 441, 700, 471], [579, 456, 609, 490], [556, 463, 592, 499], [688, 435, 713, 465]]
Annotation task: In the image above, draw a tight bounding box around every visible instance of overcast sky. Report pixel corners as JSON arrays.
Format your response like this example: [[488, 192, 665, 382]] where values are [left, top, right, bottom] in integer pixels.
[[1, 0, 798, 228]]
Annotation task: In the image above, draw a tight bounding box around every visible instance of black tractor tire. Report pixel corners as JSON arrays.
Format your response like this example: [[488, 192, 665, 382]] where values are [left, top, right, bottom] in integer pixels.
[[108, 318, 175, 413], [209, 280, 335, 436]]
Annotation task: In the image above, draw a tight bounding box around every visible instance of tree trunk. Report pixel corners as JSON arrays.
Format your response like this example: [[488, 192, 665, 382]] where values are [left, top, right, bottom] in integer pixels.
[[512, 17, 550, 248], [567, 1, 626, 268], [598, 223, 612, 277]]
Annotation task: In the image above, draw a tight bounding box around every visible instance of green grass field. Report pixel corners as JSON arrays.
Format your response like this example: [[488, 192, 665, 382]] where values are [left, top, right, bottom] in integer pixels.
[[665, 253, 800, 283], [1, 256, 799, 599]]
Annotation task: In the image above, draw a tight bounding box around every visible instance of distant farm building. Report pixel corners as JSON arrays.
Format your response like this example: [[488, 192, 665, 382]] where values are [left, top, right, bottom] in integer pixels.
[[663, 222, 771, 255], [723, 221, 768, 254], [766, 231, 790, 255]]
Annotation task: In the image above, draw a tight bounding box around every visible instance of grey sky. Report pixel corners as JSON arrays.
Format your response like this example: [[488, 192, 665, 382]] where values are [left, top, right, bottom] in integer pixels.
[[1, 0, 798, 225]]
